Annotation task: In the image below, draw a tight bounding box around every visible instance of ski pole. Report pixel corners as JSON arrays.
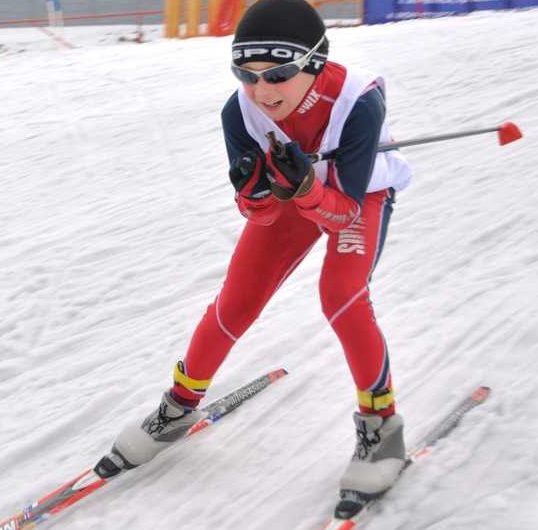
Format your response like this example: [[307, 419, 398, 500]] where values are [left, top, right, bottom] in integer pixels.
[[309, 121, 523, 162]]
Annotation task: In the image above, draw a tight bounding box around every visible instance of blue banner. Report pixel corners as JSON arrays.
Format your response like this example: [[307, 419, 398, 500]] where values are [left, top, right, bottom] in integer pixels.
[[364, 0, 538, 25]]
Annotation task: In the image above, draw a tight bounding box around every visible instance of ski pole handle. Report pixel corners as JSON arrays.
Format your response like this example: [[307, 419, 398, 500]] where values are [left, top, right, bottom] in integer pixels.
[[266, 131, 287, 158]]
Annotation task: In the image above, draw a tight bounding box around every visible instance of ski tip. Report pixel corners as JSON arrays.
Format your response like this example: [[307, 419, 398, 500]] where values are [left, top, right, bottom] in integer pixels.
[[472, 386, 491, 402], [269, 368, 289, 381], [0, 515, 23, 530]]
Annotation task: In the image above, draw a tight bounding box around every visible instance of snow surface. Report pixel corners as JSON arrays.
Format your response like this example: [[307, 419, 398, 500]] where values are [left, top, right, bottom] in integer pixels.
[[1, 9, 538, 530]]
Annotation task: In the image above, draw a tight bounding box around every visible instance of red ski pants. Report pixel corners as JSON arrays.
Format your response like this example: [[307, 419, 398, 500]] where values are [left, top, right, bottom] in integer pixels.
[[175, 189, 395, 413]]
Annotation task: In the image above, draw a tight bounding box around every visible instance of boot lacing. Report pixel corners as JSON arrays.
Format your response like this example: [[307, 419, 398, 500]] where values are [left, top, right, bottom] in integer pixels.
[[146, 402, 177, 435], [354, 420, 381, 460]]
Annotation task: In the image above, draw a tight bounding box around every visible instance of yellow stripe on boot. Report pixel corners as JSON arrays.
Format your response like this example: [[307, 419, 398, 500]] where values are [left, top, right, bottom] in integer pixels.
[[358, 387, 395, 411], [173, 361, 212, 394]]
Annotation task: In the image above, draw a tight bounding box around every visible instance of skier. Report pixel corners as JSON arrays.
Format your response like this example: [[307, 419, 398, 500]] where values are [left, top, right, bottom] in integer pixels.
[[105, 0, 411, 506]]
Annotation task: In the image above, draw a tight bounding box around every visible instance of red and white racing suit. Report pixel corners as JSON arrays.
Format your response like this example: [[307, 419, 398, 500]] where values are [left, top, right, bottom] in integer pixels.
[[172, 62, 411, 416]]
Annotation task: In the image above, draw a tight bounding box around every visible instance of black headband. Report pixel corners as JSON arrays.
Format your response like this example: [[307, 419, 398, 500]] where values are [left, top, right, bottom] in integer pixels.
[[231, 38, 328, 75]]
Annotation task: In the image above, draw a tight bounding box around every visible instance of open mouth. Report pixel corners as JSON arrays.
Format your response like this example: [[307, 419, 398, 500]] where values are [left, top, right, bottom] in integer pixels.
[[260, 100, 283, 112]]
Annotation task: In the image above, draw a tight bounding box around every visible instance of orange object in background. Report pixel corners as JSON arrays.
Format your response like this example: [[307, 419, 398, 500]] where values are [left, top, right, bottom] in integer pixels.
[[208, 0, 245, 36], [163, 0, 364, 39], [163, 0, 181, 37], [186, 0, 201, 37], [163, 0, 199, 38]]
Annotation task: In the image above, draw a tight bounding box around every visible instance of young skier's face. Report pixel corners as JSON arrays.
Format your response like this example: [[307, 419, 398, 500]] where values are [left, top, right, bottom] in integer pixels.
[[240, 62, 315, 121]]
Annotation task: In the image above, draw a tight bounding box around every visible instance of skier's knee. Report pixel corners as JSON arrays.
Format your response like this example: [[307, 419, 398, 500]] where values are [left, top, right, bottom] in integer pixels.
[[319, 279, 369, 322]]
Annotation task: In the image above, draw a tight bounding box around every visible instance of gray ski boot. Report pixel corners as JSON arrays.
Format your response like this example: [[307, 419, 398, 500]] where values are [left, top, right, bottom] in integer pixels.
[[336, 412, 405, 518], [95, 390, 204, 477]]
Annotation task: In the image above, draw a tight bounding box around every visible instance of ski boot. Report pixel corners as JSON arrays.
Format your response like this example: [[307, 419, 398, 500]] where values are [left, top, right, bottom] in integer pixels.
[[95, 390, 203, 478], [335, 412, 405, 518]]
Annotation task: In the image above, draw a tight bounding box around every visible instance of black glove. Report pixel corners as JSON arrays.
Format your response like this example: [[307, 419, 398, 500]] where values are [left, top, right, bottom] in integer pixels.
[[229, 150, 271, 199], [266, 140, 315, 200]]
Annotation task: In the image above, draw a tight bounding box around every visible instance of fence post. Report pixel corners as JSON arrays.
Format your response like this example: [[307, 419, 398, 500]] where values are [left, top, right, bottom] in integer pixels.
[[186, 0, 201, 37], [164, 0, 181, 38], [208, 0, 245, 36]]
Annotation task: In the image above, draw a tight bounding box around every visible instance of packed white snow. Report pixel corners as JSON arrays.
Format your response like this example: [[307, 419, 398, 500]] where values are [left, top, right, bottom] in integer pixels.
[[1, 8, 537, 530]]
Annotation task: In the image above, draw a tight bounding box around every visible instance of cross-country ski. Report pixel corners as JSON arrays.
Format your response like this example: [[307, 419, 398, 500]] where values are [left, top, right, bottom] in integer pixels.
[[323, 386, 491, 529], [0, 370, 287, 530]]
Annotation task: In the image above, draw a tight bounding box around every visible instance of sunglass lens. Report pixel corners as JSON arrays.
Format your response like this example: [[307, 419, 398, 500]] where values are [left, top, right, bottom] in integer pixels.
[[231, 63, 302, 85], [231, 65, 259, 85], [262, 64, 301, 84]]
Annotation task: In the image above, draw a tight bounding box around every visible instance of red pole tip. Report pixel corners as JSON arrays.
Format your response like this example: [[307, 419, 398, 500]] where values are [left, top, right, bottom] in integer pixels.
[[498, 122, 523, 145]]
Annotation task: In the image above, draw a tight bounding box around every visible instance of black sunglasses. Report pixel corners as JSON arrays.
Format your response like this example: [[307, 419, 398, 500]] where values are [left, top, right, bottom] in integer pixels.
[[231, 35, 325, 85]]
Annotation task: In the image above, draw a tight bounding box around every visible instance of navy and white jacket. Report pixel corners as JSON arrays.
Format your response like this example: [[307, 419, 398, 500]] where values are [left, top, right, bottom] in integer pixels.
[[221, 62, 411, 231]]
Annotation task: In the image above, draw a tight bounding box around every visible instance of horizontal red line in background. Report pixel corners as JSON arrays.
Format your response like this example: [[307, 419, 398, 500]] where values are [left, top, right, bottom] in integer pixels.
[[0, 10, 163, 27]]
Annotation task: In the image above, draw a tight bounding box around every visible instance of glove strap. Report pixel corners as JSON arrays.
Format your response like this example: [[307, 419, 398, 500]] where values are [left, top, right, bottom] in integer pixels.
[[270, 168, 315, 201]]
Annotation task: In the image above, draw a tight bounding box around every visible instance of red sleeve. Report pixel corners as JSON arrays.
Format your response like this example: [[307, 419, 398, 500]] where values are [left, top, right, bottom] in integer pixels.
[[236, 194, 282, 226], [293, 179, 360, 232]]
